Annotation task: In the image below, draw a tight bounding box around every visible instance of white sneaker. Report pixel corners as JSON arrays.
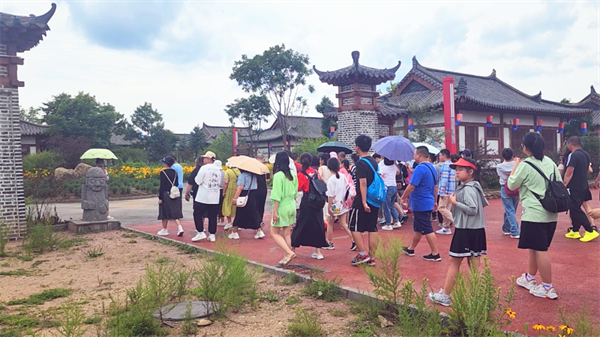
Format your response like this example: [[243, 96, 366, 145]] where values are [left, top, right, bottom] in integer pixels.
[[224, 223, 233, 231], [392, 221, 402, 229], [177, 225, 184, 237], [191, 232, 207, 242], [381, 225, 394, 231], [311, 252, 324, 260], [510, 235, 520, 239], [516, 273, 537, 290], [217, 221, 225, 226], [107, 216, 115, 220], [254, 230, 265, 239], [436, 228, 452, 235], [228, 232, 240, 240], [529, 284, 558, 300], [157, 229, 168, 236], [207, 234, 216, 242], [428, 289, 451, 306]]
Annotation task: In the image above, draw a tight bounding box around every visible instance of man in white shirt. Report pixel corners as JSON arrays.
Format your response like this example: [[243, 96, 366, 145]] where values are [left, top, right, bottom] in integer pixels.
[[192, 151, 222, 242]]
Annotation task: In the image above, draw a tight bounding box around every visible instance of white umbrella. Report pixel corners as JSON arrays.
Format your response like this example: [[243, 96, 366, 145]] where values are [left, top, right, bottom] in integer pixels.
[[412, 142, 440, 155]]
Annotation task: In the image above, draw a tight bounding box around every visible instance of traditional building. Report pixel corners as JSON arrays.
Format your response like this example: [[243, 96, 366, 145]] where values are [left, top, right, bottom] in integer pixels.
[[253, 116, 324, 156], [1, 4, 56, 238], [319, 54, 599, 157], [200, 123, 250, 145], [313, 51, 401, 148], [20, 120, 48, 155]]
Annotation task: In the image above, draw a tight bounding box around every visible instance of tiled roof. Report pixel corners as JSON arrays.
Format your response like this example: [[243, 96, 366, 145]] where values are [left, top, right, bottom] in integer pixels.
[[0, 3, 56, 53], [391, 56, 595, 116], [20, 120, 48, 136], [255, 116, 323, 141], [110, 134, 137, 146], [314, 51, 401, 86], [201, 123, 250, 142]]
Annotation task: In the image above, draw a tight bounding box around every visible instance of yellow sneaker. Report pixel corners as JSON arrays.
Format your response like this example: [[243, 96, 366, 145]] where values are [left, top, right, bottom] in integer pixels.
[[580, 230, 599, 242], [565, 229, 581, 239]]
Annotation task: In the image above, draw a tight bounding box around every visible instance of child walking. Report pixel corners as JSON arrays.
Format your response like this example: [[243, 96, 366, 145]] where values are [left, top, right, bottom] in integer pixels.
[[429, 158, 488, 306]]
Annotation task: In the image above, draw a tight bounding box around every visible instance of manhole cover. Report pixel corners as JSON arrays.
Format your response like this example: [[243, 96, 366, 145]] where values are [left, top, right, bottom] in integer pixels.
[[153, 301, 218, 321]]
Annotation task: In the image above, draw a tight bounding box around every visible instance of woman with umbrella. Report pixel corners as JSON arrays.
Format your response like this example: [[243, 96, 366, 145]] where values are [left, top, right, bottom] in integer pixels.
[[270, 152, 298, 265], [229, 159, 265, 240], [292, 153, 328, 259]]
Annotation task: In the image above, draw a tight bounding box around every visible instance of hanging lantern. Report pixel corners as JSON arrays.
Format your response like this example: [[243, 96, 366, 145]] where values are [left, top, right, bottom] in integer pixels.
[[329, 126, 335, 138], [486, 115, 493, 127], [557, 122, 564, 134], [535, 119, 543, 132], [408, 118, 414, 132], [455, 113, 463, 126], [581, 122, 587, 134], [268, 143, 272, 151], [512, 119, 519, 131]]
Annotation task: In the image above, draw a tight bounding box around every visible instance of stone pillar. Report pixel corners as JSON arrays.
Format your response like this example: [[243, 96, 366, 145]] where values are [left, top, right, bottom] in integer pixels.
[[337, 110, 379, 151], [0, 43, 26, 239]]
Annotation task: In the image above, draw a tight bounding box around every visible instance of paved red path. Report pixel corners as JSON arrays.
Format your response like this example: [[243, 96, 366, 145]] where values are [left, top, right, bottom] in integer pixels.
[[130, 197, 600, 332]]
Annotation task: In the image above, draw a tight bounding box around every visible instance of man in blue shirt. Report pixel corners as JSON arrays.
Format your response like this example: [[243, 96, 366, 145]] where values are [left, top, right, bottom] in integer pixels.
[[400, 146, 440, 261]]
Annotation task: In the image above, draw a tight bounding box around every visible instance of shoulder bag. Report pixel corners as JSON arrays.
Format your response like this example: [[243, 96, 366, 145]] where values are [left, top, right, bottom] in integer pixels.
[[236, 174, 254, 208]]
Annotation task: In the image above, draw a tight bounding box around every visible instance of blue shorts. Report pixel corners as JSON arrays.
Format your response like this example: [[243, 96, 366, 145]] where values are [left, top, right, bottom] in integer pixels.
[[413, 211, 433, 235]]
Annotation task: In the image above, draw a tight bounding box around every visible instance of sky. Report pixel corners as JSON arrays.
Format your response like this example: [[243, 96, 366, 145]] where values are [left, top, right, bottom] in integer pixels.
[[1, 0, 599, 133]]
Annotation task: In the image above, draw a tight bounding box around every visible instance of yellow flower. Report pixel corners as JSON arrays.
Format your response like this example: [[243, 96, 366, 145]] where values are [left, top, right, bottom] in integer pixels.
[[546, 326, 556, 332], [532, 324, 546, 331], [504, 308, 516, 319], [559, 334, 565, 337]]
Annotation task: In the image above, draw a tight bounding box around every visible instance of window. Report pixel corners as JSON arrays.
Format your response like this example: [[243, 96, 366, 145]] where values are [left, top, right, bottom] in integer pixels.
[[541, 129, 557, 153], [511, 128, 528, 151], [465, 126, 478, 154], [487, 127, 499, 139]]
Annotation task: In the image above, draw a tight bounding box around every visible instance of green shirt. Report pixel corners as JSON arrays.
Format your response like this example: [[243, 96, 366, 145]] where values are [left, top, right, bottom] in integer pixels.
[[507, 156, 561, 223], [270, 171, 298, 227]]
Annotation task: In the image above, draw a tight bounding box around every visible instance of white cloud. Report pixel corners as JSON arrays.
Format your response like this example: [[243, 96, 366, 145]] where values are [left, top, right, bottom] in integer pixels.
[[2, 0, 598, 133]]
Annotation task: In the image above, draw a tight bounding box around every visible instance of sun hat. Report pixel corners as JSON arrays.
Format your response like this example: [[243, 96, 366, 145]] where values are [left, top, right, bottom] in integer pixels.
[[449, 158, 478, 170], [329, 151, 337, 158], [200, 151, 216, 159]]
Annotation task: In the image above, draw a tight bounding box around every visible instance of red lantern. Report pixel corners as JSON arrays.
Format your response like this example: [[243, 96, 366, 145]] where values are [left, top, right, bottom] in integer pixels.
[[558, 122, 564, 134], [455, 113, 463, 126], [535, 119, 543, 132], [512, 119, 519, 131], [408, 118, 414, 131], [486, 115, 493, 127], [581, 122, 587, 134]]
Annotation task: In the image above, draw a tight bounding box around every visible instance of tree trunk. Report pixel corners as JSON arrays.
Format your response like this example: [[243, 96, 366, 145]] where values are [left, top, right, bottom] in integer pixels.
[[278, 113, 290, 151]]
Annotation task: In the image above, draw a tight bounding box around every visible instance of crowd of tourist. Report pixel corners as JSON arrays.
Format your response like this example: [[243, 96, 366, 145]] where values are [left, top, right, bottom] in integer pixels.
[[152, 132, 599, 306]]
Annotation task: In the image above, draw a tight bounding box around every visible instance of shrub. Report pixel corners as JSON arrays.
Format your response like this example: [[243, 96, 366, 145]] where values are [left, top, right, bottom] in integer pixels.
[[112, 148, 147, 164], [54, 302, 88, 337], [23, 151, 64, 172], [286, 309, 324, 337], [285, 296, 301, 305], [23, 221, 62, 254], [302, 277, 341, 302], [281, 271, 301, 285], [191, 251, 257, 317], [364, 237, 403, 305]]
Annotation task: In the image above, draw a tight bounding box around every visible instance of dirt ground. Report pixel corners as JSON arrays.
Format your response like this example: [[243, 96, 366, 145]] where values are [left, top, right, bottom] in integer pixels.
[[0, 230, 372, 337]]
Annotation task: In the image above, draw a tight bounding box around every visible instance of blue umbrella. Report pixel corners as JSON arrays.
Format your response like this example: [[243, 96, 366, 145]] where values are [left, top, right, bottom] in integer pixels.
[[373, 136, 415, 162]]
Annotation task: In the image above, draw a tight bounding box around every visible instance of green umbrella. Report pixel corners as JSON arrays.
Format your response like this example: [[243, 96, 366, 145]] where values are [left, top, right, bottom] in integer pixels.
[[80, 148, 118, 160], [317, 141, 352, 153]]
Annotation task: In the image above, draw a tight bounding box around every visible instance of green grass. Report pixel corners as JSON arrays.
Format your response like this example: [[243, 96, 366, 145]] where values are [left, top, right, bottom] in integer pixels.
[[56, 237, 91, 249], [0, 269, 30, 276], [155, 257, 170, 264], [30, 259, 49, 268], [7, 288, 72, 306], [302, 277, 341, 302], [83, 316, 102, 325], [121, 233, 138, 238], [0, 262, 9, 267], [19, 255, 33, 262], [328, 308, 347, 317], [85, 246, 104, 259], [286, 309, 324, 337], [281, 272, 301, 285], [0, 314, 40, 329], [259, 290, 280, 303], [285, 296, 302, 305]]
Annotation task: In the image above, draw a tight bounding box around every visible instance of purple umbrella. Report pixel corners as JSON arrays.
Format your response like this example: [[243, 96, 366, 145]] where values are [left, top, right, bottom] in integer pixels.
[[373, 136, 415, 162]]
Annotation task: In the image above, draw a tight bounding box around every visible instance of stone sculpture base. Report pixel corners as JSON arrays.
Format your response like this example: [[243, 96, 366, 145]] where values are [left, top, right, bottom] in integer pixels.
[[66, 220, 120, 234]]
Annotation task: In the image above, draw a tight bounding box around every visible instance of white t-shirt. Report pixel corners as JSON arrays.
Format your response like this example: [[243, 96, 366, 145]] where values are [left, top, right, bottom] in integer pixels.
[[194, 163, 222, 204], [379, 162, 398, 187], [326, 173, 349, 215]]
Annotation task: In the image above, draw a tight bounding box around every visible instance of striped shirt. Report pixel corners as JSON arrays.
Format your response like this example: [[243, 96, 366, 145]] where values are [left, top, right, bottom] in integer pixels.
[[438, 160, 456, 196]]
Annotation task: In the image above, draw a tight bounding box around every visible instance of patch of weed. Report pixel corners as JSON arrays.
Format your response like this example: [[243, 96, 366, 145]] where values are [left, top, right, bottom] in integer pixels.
[[155, 257, 169, 264], [54, 302, 88, 337], [83, 316, 102, 325], [128, 240, 137, 244], [285, 296, 301, 305], [31, 259, 49, 268], [56, 238, 90, 249], [178, 244, 197, 255], [287, 308, 324, 337], [0, 262, 9, 267], [84, 245, 105, 259], [23, 222, 62, 254], [259, 290, 280, 303], [7, 288, 72, 306], [281, 271, 301, 285], [348, 317, 377, 337], [0, 328, 21, 337], [303, 277, 341, 302], [349, 297, 384, 322], [180, 300, 197, 336], [0, 225, 9, 257], [328, 308, 347, 317], [121, 233, 138, 238], [19, 254, 33, 262], [0, 269, 30, 276], [0, 313, 40, 329]]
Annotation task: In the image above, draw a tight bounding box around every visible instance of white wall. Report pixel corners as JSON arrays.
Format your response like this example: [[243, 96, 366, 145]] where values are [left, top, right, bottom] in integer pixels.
[[503, 127, 510, 148], [459, 125, 465, 149]]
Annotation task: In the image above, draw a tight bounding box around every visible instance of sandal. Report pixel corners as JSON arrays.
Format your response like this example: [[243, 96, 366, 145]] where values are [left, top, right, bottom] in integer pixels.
[[281, 253, 296, 266]]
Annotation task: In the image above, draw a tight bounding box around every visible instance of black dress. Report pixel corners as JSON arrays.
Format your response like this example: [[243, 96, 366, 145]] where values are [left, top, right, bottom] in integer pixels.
[[255, 174, 268, 224], [291, 184, 328, 248], [158, 169, 183, 220]]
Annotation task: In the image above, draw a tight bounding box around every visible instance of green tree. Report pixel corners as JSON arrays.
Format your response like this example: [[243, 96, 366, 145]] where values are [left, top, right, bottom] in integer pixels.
[[41, 92, 125, 148], [230, 44, 315, 150], [145, 126, 178, 163], [292, 136, 331, 156], [206, 129, 234, 161], [19, 106, 42, 123], [188, 126, 207, 159], [225, 95, 270, 155], [315, 96, 338, 137], [377, 81, 399, 94], [407, 102, 445, 143], [131, 102, 163, 136]]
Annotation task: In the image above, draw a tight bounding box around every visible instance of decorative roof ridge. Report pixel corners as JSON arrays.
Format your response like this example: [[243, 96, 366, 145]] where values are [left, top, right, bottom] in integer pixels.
[[489, 69, 497, 79], [0, 3, 56, 27], [460, 96, 593, 114], [412, 56, 420, 69], [457, 77, 467, 97], [533, 91, 542, 103], [592, 85, 597, 94], [419, 64, 496, 81], [19, 119, 49, 128]]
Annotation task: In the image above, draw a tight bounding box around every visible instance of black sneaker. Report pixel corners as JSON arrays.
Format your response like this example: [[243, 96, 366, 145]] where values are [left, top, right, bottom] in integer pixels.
[[400, 215, 408, 224], [402, 247, 415, 257], [350, 242, 357, 251], [423, 253, 441, 262], [351, 254, 371, 266], [322, 242, 335, 250], [431, 214, 438, 222]]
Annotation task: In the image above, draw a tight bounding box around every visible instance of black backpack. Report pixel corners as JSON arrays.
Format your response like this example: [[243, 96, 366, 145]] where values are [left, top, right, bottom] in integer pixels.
[[300, 171, 327, 209], [524, 161, 571, 213]]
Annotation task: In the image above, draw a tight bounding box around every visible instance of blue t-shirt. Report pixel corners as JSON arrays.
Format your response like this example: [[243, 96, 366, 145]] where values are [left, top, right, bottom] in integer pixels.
[[171, 163, 184, 189], [409, 162, 437, 212]]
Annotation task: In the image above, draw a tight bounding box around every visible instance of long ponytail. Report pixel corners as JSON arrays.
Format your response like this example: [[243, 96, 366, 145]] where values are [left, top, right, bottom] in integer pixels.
[[522, 132, 545, 160]]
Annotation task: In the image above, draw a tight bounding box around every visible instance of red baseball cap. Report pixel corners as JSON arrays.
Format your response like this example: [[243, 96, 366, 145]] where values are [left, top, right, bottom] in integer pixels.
[[449, 158, 478, 170]]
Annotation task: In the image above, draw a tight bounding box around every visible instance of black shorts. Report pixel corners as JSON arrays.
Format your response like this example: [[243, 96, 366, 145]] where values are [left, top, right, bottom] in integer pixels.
[[449, 228, 487, 258], [348, 204, 379, 233], [518, 221, 557, 252], [413, 211, 434, 235]]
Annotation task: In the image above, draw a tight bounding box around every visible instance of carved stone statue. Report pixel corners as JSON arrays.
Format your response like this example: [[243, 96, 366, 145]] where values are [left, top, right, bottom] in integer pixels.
[[81, 167, 109, 221]]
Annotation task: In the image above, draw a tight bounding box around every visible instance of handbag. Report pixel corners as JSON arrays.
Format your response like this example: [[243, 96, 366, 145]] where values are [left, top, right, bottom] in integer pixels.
[[162, 170, 180, 199], [236, 175, 254, 208], [504, 182, 519, 196]]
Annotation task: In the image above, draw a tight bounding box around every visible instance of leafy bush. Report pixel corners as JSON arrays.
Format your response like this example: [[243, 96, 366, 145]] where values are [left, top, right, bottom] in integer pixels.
[[54, 302, 88, 337], [23, 151, 64, 172], [191, 251, 258, 317], [292, 136, 331, 156], [287, 309, 324, 337], [112, 147, 147, 164], [23, 221, 62, 254], [302, 277, 341, 302]]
